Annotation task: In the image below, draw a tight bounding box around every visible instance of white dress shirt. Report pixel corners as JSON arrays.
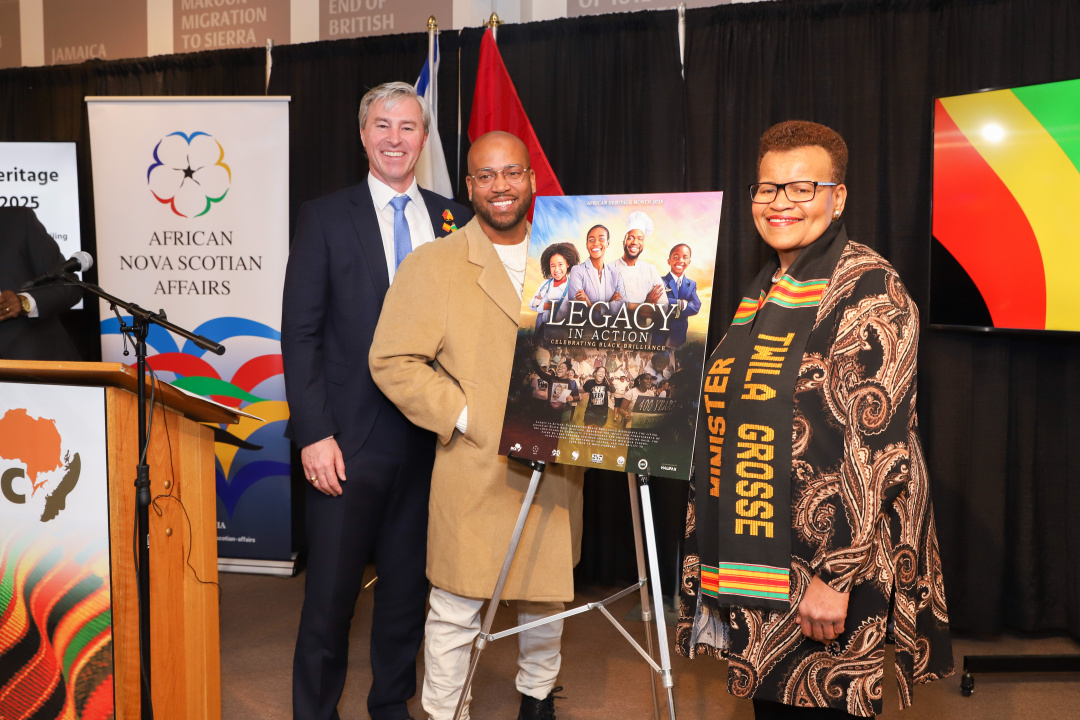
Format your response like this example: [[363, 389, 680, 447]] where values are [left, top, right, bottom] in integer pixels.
[[367, 173, 436, 284], [16, 292, 39, 317]]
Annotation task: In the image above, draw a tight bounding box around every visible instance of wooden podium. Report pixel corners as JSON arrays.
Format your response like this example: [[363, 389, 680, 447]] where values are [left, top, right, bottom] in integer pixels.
[[0, 359, 239, 720]]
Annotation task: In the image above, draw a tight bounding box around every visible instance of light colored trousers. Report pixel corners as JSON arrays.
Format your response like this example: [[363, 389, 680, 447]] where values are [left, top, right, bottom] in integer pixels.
[[423, 586, 564, 720]]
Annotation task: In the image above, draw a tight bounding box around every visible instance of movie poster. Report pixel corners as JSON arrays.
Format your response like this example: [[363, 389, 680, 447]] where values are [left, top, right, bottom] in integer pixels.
[[498, 192, 723, 480]]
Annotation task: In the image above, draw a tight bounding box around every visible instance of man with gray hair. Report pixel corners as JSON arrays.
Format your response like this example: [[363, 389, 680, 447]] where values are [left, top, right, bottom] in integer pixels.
[[283, 81, 471, 720]]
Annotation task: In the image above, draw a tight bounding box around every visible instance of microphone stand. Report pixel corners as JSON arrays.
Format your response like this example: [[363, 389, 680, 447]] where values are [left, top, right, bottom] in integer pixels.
[[52, 272, 224, 720]]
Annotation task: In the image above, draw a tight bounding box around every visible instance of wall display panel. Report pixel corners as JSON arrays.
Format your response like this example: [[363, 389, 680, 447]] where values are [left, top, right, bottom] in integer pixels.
[[42, 0, 147, 66], [931, 77, 1080, 333], [319, 0, 452, 41], [570, 0, 736, 19], [0, 0, 19, 69], [174, 0, 291, 53]]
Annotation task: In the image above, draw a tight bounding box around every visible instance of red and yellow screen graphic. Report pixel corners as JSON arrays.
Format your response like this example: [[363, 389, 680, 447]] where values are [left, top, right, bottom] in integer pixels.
[[933, 78, 1080, 332]]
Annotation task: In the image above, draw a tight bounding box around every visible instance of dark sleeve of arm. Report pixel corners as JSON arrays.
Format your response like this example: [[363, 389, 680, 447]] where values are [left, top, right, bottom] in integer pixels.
[[280, 202, 337, 448], [685, 282, 702, 317], [815, 269, 919, 593], [23, 209, 82, 317]]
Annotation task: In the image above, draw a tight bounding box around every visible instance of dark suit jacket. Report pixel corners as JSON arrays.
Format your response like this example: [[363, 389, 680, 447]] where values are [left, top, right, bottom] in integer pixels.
[[0, 207, 81, 360], [281, 180, 472, 459], [662, 272, 701, 348]]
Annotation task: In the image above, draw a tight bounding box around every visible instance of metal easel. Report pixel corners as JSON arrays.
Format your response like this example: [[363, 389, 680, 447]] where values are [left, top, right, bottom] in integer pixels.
[[451, 460, 677, 720]]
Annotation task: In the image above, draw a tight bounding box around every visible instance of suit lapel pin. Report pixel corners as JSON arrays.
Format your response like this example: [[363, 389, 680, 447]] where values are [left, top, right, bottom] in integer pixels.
[[442, 209, 458, 233]]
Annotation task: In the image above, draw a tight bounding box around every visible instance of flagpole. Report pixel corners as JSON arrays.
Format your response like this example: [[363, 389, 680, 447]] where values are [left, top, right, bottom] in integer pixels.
[[456, 45, 462, 196], [265, 38, 273, 94], [485, 11, 503, 42], [677, 4, 686, 79], [428, 15, 437, 109]]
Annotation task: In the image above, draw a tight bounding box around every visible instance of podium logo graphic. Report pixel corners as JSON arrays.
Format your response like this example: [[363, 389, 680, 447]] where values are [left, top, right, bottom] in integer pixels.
[[147, 131, 232, 218], [0, 409, 81, 522]]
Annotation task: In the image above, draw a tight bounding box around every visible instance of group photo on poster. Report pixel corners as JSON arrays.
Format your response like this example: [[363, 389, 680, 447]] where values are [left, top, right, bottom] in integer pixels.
[[498, 192, 722, 479]]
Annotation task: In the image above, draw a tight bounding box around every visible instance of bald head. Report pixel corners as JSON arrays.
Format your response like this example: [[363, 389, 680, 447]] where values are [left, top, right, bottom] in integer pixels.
[[466, 131, 536, 243], [467, 131, 530, 173]]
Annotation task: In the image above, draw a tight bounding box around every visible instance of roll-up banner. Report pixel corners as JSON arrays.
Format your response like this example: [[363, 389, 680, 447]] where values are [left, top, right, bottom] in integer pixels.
[[0, 141, 84, 304], [86, 97, 293, 572]]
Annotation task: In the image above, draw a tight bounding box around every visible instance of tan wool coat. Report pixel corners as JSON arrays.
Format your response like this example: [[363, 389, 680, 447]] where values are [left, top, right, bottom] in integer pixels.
[[370, 217, 584, 602]]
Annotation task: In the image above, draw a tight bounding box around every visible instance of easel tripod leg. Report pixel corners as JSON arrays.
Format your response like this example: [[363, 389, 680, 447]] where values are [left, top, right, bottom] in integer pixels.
[[628, 472, 662, 720], [451, 461, 547, 720], [638, 474, 677, 720]]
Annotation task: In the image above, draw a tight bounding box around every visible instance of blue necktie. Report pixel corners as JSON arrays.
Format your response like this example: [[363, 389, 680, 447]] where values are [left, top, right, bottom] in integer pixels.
[[390, 195, 412, 269]]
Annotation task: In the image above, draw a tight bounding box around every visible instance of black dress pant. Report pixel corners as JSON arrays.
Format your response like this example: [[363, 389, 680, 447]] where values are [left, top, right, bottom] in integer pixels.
[[753, 699, 865, 719], [292, 408, 435, 720]]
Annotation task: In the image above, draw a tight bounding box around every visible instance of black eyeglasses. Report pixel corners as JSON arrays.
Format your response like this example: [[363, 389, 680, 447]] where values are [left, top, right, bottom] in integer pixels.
[[749, 181, 838, 204], [469, 165, 531, 187]]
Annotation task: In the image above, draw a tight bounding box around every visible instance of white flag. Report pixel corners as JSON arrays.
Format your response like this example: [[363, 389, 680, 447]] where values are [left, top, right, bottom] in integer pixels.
[[415, 34, 454, 198]]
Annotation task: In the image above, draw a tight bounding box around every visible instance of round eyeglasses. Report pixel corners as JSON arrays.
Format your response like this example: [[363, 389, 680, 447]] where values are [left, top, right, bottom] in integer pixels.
[[470, 165, 530, 188], [749, 181, 838, 204]]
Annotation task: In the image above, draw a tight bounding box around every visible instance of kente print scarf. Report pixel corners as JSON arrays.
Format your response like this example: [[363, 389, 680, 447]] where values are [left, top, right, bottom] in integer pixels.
[[693, 221, 847, 611]]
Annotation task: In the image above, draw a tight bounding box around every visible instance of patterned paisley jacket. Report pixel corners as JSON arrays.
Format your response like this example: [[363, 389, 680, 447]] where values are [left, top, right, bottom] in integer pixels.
[[677, 239, 954, 717]]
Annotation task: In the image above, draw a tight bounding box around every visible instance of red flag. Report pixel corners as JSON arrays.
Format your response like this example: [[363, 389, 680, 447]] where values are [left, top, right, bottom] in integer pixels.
[[469, 29, 564, 201]]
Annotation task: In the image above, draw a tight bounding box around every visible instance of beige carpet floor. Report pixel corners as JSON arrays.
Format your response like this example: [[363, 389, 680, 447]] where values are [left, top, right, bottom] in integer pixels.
[[220, 571, 1080, 719]]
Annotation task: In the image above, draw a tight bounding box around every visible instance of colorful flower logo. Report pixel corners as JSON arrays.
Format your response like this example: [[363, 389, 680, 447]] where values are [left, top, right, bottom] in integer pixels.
[[147, 131, 232, 217]]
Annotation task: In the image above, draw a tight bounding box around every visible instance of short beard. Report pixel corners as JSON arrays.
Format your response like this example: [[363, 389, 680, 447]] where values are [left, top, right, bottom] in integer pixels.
[[473, 194, 530, 231]]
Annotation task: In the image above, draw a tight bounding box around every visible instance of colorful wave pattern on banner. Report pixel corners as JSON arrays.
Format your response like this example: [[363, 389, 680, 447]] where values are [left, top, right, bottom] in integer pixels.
[[933, 79, 1080, 331], [100, 315, 291, 559], [0, 530, 113, 720]]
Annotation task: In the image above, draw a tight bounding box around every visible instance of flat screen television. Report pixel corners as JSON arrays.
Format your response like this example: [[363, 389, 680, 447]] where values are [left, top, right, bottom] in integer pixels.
[[930, 77, 1080, 333]]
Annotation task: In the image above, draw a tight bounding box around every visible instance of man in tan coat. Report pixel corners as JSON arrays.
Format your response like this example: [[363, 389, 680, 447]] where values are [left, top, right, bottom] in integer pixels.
[[370, 132, 583, 720]]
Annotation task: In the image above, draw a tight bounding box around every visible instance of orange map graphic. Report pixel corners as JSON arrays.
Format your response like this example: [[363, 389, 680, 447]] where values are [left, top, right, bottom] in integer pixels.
[[0, 408, 63, 494]]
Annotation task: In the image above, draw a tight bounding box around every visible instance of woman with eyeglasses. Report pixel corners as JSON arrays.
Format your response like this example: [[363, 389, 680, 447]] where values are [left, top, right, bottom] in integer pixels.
[[677, 121, 953, 718]]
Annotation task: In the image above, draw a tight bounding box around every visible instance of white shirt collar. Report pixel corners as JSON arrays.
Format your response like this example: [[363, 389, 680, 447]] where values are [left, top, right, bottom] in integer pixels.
[[368, 173, 422, 210]]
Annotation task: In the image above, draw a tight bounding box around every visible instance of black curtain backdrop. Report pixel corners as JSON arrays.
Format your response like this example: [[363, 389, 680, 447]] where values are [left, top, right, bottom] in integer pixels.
[[267, 33, 461, 234], [2, 0, 1079, 639], [454, 11, 692, 597], [457, 10, 686, 196], [678, 0, 1080, 638]]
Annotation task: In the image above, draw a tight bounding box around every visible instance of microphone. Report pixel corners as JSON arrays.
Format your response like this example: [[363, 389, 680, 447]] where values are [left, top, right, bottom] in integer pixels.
[[21, 251, 93, 288]]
